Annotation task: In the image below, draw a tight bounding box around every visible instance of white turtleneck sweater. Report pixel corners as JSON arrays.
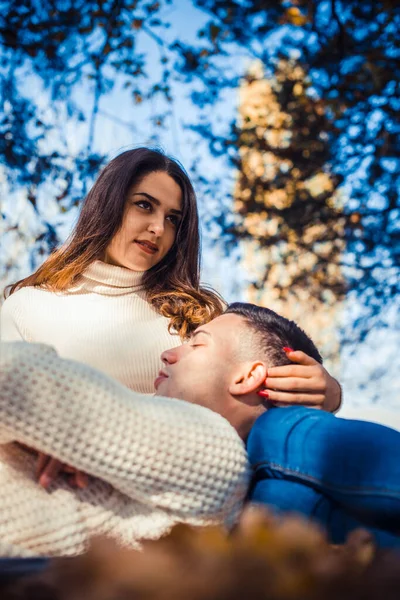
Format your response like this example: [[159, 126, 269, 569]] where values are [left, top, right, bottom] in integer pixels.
[[0, 261, 181, 394], [0, 341, 249, 557]]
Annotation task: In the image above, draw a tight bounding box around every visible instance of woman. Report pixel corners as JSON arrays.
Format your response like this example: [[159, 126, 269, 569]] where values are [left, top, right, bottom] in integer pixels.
[[1, 147, 340, 406], [1, 148, 224, 394]]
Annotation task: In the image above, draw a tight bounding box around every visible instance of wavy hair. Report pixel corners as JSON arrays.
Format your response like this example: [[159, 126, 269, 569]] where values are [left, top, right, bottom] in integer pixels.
[[6, 148, 224, 337]]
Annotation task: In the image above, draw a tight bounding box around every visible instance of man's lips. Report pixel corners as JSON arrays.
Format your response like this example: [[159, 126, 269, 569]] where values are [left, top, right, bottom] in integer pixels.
[[135, 240, 158, 255], [154, 370, 168, 390]]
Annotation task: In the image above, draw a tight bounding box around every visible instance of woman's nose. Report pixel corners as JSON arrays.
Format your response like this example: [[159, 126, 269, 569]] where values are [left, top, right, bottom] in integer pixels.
[[148, 218, 164, 237]]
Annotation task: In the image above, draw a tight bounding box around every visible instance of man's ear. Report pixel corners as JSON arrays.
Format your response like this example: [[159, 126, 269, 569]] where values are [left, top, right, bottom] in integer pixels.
[[228, 362, 267, 397]]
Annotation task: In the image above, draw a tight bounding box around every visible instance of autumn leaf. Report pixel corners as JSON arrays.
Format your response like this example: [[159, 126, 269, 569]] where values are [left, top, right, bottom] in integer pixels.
[[286, 7, 308, 26]]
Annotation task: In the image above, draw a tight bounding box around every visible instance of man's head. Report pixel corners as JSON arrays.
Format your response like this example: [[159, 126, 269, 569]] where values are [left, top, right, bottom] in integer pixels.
[[156, 303, 322, 439]]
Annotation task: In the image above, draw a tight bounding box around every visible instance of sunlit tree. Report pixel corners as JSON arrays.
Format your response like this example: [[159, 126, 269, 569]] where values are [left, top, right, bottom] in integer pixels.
[[1, 0, 399, 346], [234, 60, 345, 360]]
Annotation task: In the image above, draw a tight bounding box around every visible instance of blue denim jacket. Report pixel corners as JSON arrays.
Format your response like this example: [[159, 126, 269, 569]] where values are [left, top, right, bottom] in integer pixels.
[[245, 407, 400, 547]]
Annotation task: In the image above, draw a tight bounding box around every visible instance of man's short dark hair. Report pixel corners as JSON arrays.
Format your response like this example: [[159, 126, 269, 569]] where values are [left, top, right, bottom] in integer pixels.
[[225, 303, 322, 367]]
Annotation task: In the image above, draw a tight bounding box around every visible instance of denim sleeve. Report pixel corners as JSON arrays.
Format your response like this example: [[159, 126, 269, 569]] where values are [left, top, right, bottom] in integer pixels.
[[247, 407, 400, 534]]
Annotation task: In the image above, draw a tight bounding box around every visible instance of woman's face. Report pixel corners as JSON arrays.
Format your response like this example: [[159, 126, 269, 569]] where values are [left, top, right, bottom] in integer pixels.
[[104, 171, 183, 272]]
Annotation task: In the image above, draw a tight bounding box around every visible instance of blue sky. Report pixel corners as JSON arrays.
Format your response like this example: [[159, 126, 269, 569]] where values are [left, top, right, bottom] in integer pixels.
[[1, 0, 399, 408]]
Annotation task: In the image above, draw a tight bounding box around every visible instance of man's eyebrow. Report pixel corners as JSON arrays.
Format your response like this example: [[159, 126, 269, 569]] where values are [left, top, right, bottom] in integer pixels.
[[131, 192, 182, 215], [191, 329, 212, 339]]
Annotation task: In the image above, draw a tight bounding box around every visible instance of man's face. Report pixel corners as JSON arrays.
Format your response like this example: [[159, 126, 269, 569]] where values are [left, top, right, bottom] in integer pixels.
[[155, 313, 247, 417]]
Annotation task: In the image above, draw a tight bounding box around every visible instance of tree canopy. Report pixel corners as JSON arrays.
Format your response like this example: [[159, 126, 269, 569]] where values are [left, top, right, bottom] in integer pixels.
[[1, 0, 399, 342], [184, 0, 400, 341]]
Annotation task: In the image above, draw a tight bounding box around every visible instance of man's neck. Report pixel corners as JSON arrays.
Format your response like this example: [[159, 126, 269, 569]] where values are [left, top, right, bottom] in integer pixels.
[[232, 404, 266, 442]]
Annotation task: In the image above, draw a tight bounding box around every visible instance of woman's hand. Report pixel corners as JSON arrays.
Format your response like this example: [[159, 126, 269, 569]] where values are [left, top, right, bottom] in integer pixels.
[[258, 348, 342, 412], [36, 452, 89, 489]]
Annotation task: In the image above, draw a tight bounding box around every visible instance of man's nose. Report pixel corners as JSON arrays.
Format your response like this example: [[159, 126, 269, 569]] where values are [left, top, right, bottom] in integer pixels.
[[161, 347, 180, 365]]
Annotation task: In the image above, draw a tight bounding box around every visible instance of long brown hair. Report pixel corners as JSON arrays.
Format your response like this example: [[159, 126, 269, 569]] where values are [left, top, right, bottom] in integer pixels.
[[6, 148, 224, 337]]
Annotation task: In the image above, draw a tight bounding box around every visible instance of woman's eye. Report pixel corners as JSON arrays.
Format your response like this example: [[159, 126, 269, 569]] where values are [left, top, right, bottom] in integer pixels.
[[167, 214, 180, 227], [135, 200, 152, 210]]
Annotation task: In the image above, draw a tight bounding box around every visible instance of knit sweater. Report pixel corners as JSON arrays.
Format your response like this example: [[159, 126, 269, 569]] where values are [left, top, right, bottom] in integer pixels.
[[0, 261, 181, 394], [0, 341, 249, 558]]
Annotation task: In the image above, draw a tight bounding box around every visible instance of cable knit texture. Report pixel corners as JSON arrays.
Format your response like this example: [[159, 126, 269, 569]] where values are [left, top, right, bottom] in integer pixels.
[[0, 261, 180, 393], [0, 342, 250, 558]]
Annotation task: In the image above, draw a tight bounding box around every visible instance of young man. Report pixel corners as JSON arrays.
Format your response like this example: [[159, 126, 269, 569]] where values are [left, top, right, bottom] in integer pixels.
[[156, 303, 400, 547], [0, 303, 399, 556]]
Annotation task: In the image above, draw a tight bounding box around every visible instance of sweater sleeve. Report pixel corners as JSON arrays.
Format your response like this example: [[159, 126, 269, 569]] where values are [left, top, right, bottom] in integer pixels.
[[0, 341, 249, 523], [0, 292, 29, 342]]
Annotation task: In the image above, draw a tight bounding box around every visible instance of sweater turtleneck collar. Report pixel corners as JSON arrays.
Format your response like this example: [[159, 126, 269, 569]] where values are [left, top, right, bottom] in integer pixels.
[[71, 260, 145, 296]]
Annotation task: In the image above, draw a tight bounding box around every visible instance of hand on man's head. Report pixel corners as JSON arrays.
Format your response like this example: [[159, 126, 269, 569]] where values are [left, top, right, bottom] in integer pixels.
[[260, 349, 341, 413]]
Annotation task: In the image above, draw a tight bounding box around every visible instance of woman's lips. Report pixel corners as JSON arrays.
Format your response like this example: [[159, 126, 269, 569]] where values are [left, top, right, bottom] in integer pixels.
[[135, 240, 158, 255]]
